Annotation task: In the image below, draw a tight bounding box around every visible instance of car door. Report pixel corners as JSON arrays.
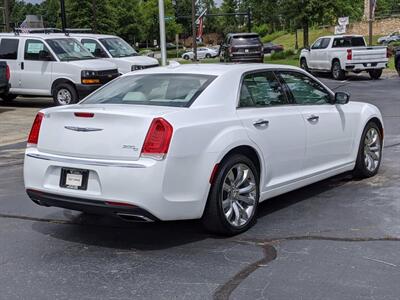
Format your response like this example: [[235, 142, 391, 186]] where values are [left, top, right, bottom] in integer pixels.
[[197, 48, 206, 59], [318, 38, 331, 70], [0, 38, 21, 92], [236, 71, 307, 191], [277, 71, 355, 173], [20, 39, 54, 95], [308, 38, 322, 69]]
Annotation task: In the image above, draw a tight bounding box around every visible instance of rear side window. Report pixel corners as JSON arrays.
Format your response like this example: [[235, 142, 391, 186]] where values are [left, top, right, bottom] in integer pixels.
[[0, 39, 19, 59], [24, 39, 51, 60], [81, 39, 108, 58], [333, 37, 366, 48], [239, 71, 287, 107], [82, 74, 216, 107]]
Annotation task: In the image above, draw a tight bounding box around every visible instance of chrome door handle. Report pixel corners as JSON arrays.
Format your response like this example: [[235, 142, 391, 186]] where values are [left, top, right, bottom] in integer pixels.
[[307, 115, 319, 122], [253, 119, 269, 128]]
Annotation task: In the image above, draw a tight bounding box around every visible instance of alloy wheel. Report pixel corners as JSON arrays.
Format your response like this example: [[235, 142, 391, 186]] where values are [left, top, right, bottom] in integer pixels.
[[363, 127, 381, 172], [57, 88, 72, 105], [221, 163, 257, 228]]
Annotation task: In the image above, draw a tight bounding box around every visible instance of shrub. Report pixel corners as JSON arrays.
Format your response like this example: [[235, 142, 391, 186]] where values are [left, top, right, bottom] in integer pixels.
[[270, 49, 297, 60], [253, 24, 269, 37]]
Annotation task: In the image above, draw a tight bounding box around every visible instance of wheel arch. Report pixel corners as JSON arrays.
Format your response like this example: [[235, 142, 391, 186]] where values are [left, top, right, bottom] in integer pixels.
[[51, 78, 77, 95]]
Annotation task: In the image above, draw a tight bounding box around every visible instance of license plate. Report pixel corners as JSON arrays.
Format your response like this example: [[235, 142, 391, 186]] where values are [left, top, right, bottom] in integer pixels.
[[60, 168, 89, 190], [245, 49, 249, 53]]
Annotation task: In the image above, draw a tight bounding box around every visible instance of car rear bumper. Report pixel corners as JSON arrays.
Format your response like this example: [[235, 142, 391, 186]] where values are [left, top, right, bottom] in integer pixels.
[[24, 148, 210, 221], [345, 61, 388, 71], [230, 55, 264, 62]]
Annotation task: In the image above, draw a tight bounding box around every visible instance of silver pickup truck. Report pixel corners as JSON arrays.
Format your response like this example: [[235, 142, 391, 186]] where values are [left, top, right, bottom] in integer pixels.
[[300, 35, 388, 80]]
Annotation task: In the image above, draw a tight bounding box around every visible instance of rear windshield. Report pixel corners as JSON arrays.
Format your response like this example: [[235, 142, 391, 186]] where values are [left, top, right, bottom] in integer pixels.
[[82, 74, 216, 107], [232, 35, 261, 45], [332, 37, 366, 48]]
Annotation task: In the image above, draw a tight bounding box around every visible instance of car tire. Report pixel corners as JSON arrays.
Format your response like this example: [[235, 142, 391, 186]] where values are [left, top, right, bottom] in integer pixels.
[[332, 60, 346, 80], [183, 55, 190, 60], [53, 83, 78, 106], [300, 58, 309, 72], [202, 154, 260, 236], [397, 61, 400, 76], [205, 53, 211, 59], [368, 69, 383, 80], [353, 122, 383, 178], [0, 94, 17, 102]]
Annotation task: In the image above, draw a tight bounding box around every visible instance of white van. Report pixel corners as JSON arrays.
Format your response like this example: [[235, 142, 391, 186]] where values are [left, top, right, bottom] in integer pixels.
[[72, 34, 159, 74], [0, 33, 119, 105]]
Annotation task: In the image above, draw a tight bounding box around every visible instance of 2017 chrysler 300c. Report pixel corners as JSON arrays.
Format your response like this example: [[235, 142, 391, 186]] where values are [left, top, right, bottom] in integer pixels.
[[24, 64, 384, 235]]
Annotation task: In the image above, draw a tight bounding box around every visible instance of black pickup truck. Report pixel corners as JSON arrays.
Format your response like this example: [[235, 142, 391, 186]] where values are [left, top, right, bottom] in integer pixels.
[[0, 62, 10, 102], [395, 48, 400, 76]]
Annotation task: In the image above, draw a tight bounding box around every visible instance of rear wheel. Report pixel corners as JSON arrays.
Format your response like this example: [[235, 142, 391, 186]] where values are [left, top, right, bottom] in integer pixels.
[[332, 60, 346, 80], [368, 69, 383, 80], [183, 55, 190, 60], [353, 122, 383, 178], [0, 94, 17, 103], [202, 154, 260, 235], [205, 53, 211, 59], [53, 83, 78, 106], [396, 61, 400, 76]]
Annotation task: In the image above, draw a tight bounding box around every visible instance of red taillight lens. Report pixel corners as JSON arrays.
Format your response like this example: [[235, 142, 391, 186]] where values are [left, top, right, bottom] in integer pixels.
[[74, 112, 94, 118], [347, 49, 352, 60], [27, 112, 44, 146], [141, 118, 173, 160], [5, 64, 10, 81]]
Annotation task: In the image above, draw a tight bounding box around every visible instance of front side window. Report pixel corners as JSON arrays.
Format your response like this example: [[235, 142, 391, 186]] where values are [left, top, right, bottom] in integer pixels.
[[81, 39, 108, 58], [24, 39, 53, 61], [311, 39, 322, 49], [278, 71, 331, 105], [99, 38, 138, 58], [319, 38, 331, 49], [46, 38, 95, 61], [239, 71, 287, 107], [0, 39, 19, 60], [82, 74, 216, 107]]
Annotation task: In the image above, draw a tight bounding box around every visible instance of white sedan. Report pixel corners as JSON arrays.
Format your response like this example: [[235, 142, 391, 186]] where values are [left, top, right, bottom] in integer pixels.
[[24, 64, 384, 235], [182, 47, 219, 60]]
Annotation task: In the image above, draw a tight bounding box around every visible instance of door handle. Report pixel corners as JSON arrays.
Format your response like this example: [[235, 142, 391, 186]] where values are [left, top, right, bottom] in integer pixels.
[[20, 62, 24, 70], [253, 119, 269, 128], [307, 115, 319, 122]]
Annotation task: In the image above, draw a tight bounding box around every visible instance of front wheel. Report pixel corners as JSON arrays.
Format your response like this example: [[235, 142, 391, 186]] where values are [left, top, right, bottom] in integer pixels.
[[368, 69, 383, 80], [202, 154, 260, 235], [183, 55, 190, 60], [396, 61, 400, 76], [353, 122, 383, 178], [205, 53, 211, 59], [300, 58, 309, 72], [53, 83, 78, 106]]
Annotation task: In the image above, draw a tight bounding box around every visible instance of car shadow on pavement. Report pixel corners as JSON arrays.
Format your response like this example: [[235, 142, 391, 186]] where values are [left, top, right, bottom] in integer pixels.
[[314, 72, 376, 81], [0, 97, 53, 108], [30, 173, 353, 251]]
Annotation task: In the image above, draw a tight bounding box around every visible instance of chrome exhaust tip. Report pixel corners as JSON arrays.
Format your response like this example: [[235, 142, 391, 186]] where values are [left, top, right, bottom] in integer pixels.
[[116, 213, 154, 222]]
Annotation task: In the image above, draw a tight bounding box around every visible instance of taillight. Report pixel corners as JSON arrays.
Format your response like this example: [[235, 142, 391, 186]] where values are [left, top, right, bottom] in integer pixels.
[[5, 64, 10, 81], [347, 49, 352, 60], [141, 118, 173, 160], [74, 112, 94, 118], [27, 112, 44, 147]]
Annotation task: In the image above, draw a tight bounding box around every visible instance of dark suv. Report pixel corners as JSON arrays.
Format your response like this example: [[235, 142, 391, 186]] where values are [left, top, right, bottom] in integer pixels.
[[219, 33, 264, 63], [395, 47, 400, 76]]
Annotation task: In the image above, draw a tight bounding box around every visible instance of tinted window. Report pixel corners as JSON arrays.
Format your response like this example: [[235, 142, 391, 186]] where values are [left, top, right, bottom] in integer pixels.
[[333, 37, 366, 48], [81, 39, 108, 58], [82, 74, 216, 107], [279, 71, 331, 105], [0, 39, 19, 60], [240, 72, 287, 107], [320, 38, 331, 49], [232, 35, 261, 45], [24, 39, 52, 61]]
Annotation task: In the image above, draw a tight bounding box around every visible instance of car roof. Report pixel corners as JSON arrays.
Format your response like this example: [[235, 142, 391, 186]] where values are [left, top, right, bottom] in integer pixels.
[[0, 33, 77, 40], [124, 63, 302, 77], [320, 35, 364, 39], [67, 33, 118, 39]]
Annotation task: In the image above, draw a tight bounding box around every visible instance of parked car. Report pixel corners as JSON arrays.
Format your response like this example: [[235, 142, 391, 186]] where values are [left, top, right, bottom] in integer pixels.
[[395, 47, 400, 76], [300, 35, 388, 80], [0, 33, 119, 105], [24, 64, 383, 235], [0, 61, 10, 102], [263, 42, 284, 54], [377, 31, 400, 44], [219, 33, 264, 63], [72, 34, 159, 74], [181, 47, 218, 60]]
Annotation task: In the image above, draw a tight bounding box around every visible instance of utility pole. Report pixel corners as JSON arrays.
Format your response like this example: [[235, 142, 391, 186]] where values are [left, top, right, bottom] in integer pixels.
[[60, 0, 67, 32], [368, 0, 373, 46], [4, 0, 10, 32], [191, 0, 197, 61], [158, 0, 167, 66], [92, 0, 97, 33]]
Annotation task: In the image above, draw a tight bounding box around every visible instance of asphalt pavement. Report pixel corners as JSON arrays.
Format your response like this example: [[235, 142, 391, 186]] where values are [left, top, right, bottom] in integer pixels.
[[0, 74, 399, 300]]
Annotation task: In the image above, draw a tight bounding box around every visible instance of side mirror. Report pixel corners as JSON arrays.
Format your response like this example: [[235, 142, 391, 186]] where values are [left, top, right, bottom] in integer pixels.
[[39, 50, 52, 61], [334, 92, 350, 104]]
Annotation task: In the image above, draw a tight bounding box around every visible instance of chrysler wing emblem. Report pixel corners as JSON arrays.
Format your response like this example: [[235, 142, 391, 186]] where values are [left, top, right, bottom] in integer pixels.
[[64, 126, 103, 132]]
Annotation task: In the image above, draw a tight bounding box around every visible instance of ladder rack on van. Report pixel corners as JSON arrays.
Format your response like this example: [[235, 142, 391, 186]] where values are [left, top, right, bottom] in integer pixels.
[[12, 27, 92, 35]]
